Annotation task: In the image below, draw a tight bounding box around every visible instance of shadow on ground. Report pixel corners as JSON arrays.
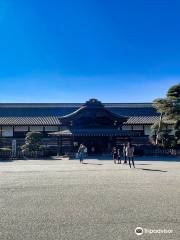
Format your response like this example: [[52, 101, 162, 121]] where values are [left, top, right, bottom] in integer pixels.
[[140, 168, 167, 173], [83, 162, 103, 165]]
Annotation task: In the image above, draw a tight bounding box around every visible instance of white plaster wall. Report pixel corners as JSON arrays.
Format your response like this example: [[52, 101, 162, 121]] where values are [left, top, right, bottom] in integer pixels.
[[45, 126, 58, 132], [144, 125, 152, 136], [122, 125, 132, 130], [14, 126, 28, 132], [2, 126, 13, 137], [132, 125, 143, 130], [30, 126, 43, 132]]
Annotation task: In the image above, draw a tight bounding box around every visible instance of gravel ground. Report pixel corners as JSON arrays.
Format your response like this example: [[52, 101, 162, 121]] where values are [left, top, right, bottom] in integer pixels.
[[0, 157, 180, 240]]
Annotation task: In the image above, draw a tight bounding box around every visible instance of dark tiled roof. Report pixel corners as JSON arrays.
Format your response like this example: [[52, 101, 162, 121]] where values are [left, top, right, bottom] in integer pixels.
[[110, 108, 158, 117], [0, 107, 158, 118], [0, 116, 59, 126], [0, 103, 158, 117], [0, 103, 159, 125], [125, 116, 160, 124], [0, 103, 153, 108], [0, 107, 77, 117]]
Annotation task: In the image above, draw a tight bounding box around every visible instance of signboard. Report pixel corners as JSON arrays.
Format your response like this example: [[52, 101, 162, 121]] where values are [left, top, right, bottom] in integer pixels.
[[12, 139, 17, 157]]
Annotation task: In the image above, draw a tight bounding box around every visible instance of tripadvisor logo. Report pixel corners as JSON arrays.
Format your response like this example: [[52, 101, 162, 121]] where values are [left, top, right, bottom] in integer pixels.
[[135, 227, 173, 236], [135, 227, 143, 236]]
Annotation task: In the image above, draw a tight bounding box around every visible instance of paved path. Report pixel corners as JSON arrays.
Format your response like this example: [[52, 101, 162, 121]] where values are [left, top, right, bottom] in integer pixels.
[[0, 158, 180, 240]]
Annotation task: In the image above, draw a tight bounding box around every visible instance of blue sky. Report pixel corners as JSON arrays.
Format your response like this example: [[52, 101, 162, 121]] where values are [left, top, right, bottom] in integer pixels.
[[0, 0, 180, 103]]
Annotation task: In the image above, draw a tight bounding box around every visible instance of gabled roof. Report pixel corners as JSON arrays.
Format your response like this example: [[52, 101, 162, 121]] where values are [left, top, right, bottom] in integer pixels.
[[0, 101, 160, 125], [0, 102, 158, 117], [60, 99, 127, 121]]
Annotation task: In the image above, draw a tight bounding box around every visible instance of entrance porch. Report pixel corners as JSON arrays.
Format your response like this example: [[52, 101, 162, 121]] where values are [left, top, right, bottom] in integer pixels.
[[49, 129, 143, 156]]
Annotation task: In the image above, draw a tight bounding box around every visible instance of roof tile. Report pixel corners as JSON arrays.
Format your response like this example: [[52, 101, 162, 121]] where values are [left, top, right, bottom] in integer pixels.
[[0, 116, 59, 126]]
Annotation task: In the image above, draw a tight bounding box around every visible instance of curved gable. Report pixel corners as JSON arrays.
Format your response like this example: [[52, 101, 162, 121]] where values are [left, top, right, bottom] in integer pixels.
[[59, 99, 127, 128]]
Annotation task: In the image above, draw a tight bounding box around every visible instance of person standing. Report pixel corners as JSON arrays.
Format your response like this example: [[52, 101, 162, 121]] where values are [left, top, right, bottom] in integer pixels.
[[117, 148, 122, 164], [123, 144, 127, 164], [78, 144, 86, 164], [112, 147, 117, 164], [126, 143, 135, 168], [84, 146, 88, 158]]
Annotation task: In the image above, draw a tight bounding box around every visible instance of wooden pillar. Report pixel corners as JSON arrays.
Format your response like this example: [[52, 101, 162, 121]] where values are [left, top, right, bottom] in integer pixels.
[[56, 125, 60, 156], [71, 134, 74, 155], [58, 135, 61, 156], [60, 134, 63, 155], [56, 135, 61, 156], [0, 126, 2, 137], [12, 126, 15, 138], [143, 125, 145, 135], [43, 126, 45, 137]]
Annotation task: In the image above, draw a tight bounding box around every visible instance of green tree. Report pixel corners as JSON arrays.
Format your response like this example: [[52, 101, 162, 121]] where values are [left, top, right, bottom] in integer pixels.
[[167, 84, 180, 128], [21, 132, 43, 153], [152, 83, 180, 148], [151, 121, 172, 147], [152, 98, 170, 145], [167, 84, 180, 147]]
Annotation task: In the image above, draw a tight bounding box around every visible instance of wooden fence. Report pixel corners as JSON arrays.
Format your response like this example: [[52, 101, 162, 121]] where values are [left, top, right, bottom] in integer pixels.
[[143, 147, 180, 156], [0, 150, 45, 160]]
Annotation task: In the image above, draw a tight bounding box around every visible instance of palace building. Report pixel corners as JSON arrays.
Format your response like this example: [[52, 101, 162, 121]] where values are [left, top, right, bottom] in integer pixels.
[[0, 99, 172, 155]]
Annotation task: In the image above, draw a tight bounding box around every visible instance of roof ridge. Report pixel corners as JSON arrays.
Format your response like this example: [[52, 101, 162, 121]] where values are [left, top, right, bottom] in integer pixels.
[[0, 102, 153, 108]]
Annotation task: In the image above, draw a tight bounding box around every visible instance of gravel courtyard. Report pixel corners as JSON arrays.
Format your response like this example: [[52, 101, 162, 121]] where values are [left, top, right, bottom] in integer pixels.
[[0, 157, 180, 240]]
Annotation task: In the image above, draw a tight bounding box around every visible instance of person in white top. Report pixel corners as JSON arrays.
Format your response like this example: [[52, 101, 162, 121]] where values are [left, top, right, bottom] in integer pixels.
[[125, 142, 135, 168]]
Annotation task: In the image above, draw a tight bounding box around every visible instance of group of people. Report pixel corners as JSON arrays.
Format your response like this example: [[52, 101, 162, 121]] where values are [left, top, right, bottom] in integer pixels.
[[112, 142, 135, 168], [77, 142, 135, 168]]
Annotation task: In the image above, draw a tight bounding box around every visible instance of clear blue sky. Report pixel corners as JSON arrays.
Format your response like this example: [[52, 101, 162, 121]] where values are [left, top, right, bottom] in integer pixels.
[[0, 0, 180, 103]]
